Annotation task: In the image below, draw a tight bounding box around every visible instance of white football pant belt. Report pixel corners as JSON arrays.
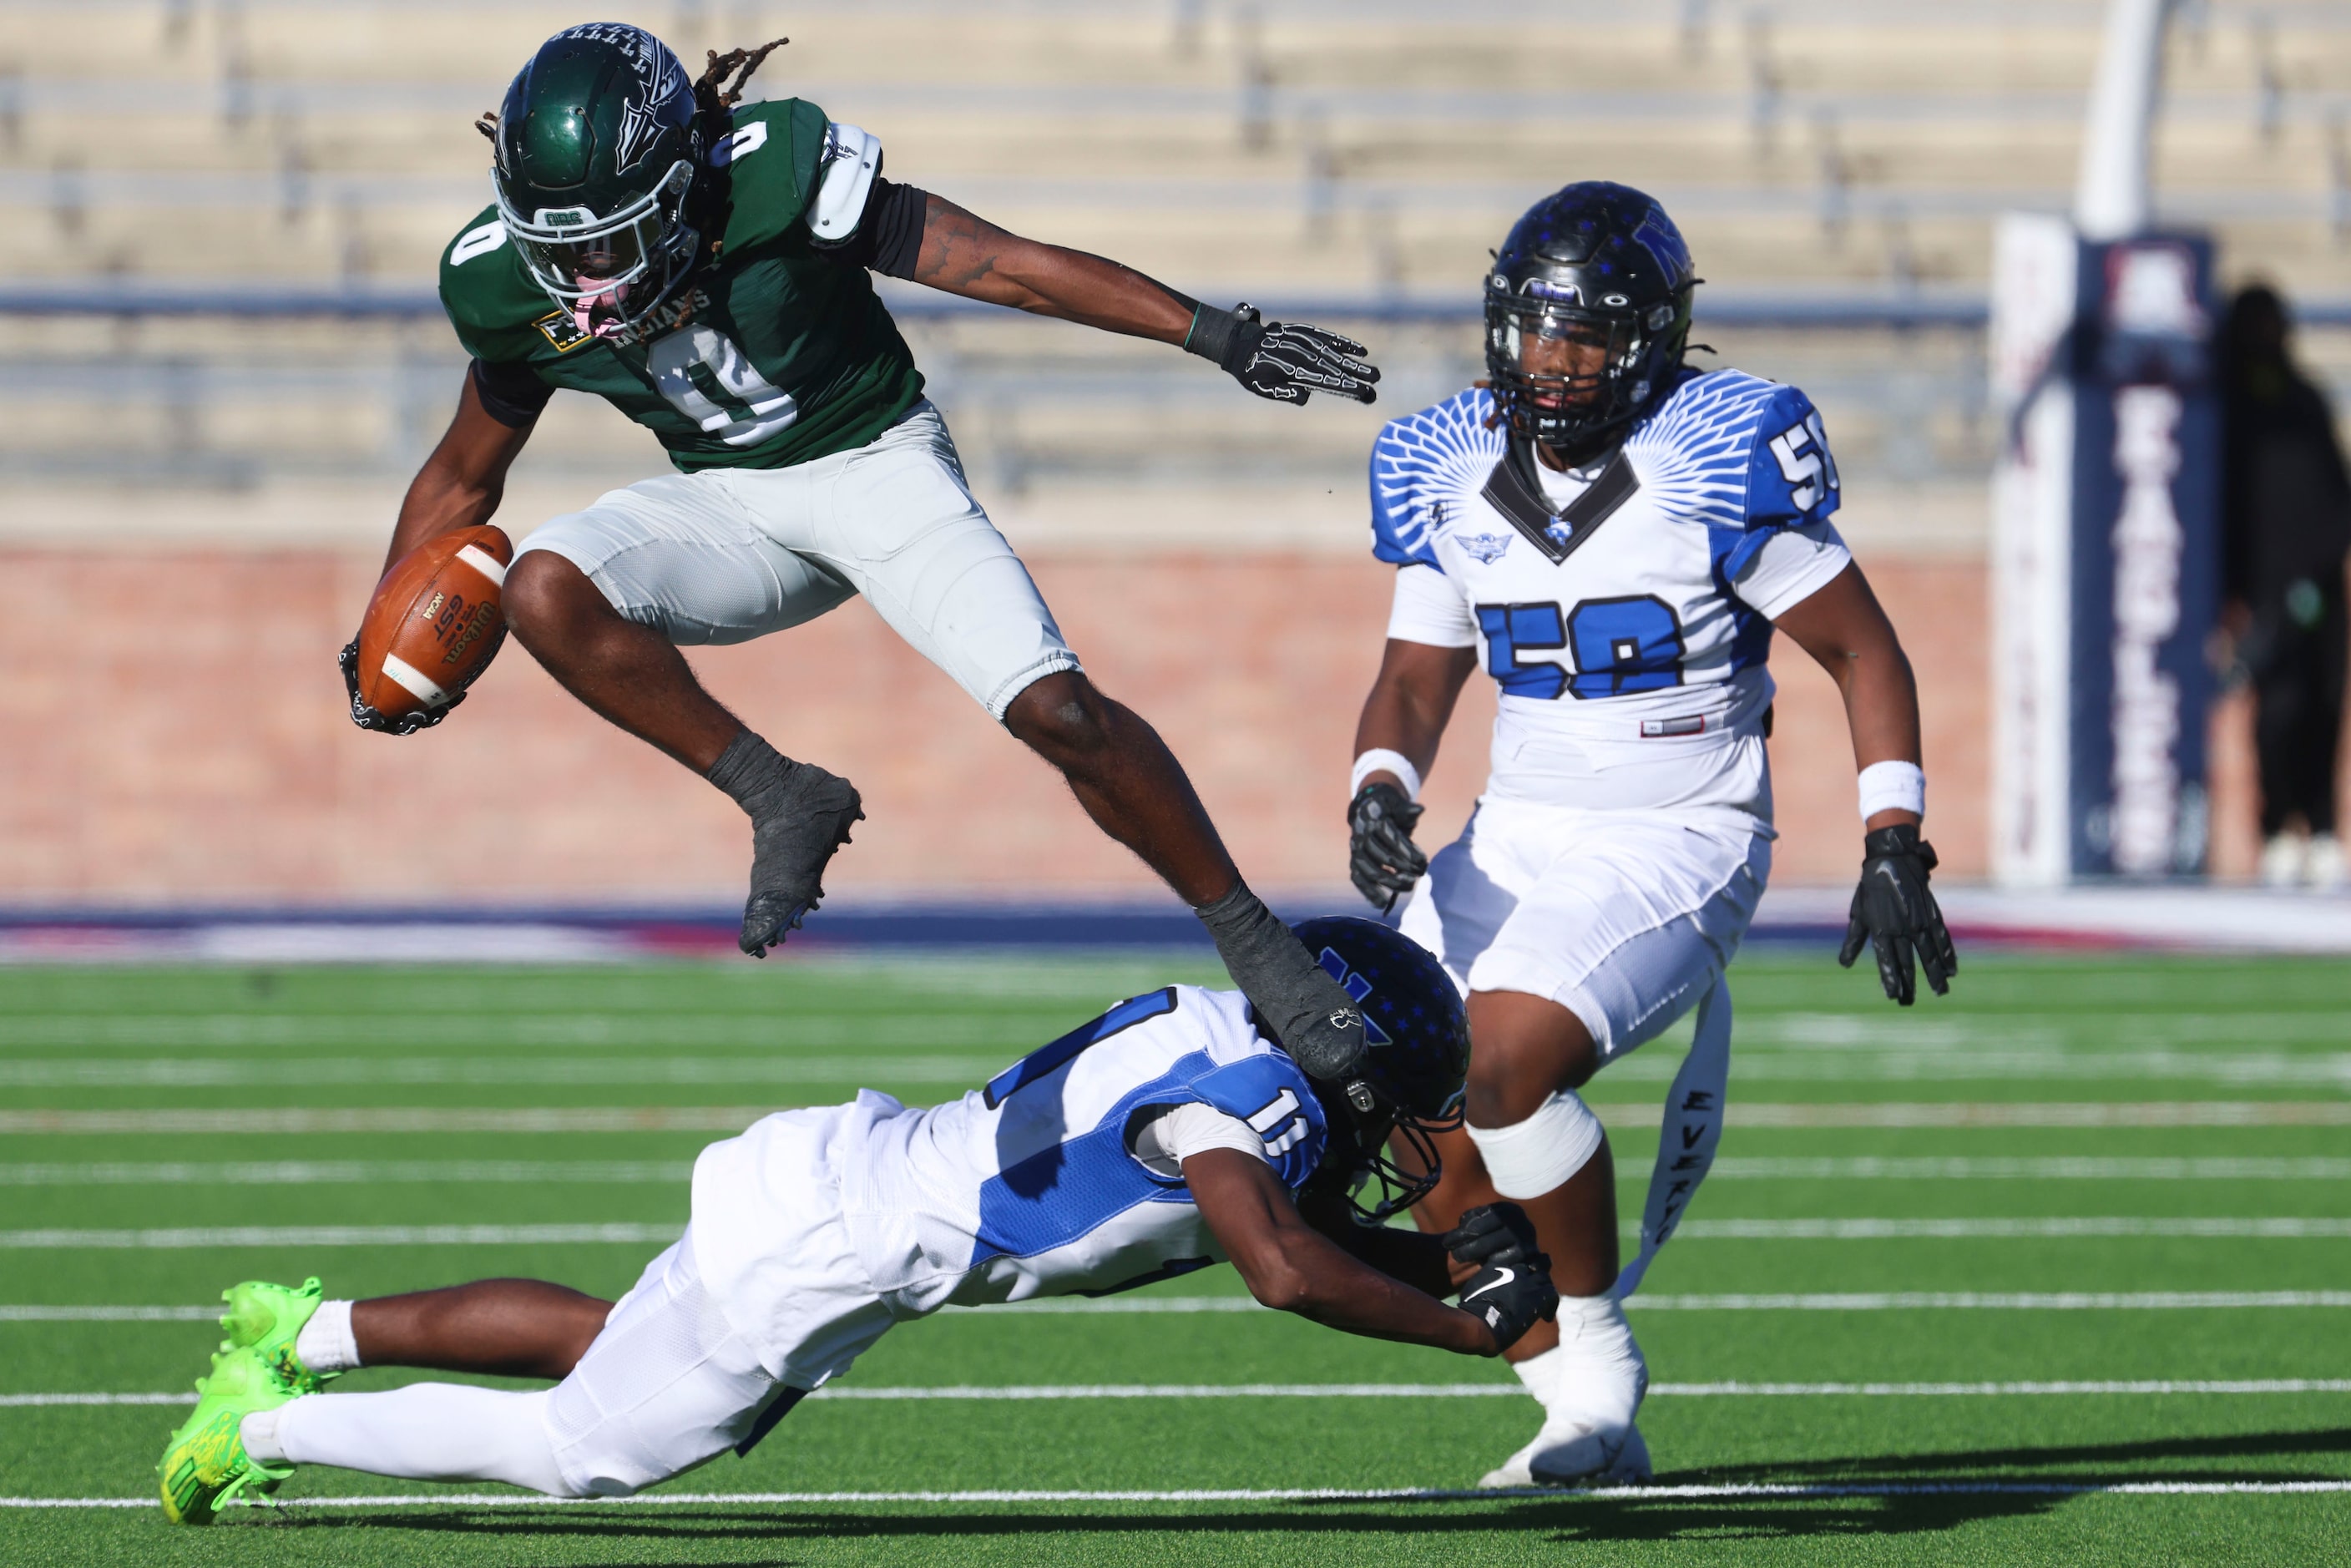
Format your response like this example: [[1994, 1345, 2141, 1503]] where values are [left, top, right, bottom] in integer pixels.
[[1614, 975, 1732, 1300]]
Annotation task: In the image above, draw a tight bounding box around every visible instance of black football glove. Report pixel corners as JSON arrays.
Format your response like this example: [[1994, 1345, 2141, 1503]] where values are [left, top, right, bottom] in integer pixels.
[[340, 638, 456, 736], [1838, 822, 1958, 1006], [1448, 1232, 1560, 1353], [1443, 1202, 1543, 1273], [1186, 302, 1378, 406], [1347, 781, 1427, 913]]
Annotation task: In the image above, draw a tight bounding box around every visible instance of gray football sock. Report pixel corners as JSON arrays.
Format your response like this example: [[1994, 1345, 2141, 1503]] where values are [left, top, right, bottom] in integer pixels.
[[1194, 881, 1367, 1080], [706, 731, 863, 958]]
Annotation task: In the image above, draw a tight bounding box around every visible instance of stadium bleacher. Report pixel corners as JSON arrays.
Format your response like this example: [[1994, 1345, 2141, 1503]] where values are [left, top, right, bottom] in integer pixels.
[[0, 1, 2339, 896], [0, 0, 2339, 530]]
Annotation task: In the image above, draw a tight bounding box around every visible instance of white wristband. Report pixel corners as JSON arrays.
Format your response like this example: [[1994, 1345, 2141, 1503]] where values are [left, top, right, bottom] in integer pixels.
[[1857, 760, 1926, 823], [1351, 748, 1423, 802]]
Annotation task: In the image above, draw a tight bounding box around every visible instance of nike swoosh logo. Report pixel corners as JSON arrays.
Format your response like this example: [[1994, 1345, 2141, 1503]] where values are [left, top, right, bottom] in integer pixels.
[[1463, 1267, 1515, 1302]]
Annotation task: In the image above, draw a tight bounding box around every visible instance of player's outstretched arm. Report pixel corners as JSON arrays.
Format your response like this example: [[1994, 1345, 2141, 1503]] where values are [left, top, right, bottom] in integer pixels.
[[1186, 1148, 1551, 1355], [379, 367, 538, 574], [340, 368, 539, 735], [908, 194, 1378, 405], [1774, 562, 1958, 1004], [1346, 639, 1476, 910]]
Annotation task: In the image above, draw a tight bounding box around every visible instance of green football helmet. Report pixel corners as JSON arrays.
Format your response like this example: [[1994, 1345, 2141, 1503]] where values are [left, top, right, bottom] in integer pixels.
[[490, 23, 706, 335]]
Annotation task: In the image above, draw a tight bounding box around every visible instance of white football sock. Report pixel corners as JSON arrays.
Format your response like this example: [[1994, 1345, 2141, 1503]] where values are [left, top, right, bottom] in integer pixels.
[[294, 1299, 361, 1375], [1550, 1293, 1647, 1420], [1509, 1346, 1560, 1405], [1508, 1294, 1648, 1485], [266, 1383, 577, 1497], [240, 1403, 288, 1464]]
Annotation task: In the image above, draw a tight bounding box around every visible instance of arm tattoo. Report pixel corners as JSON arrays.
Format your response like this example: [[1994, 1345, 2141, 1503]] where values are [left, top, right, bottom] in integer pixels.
[[913, 195, 1014, 296]]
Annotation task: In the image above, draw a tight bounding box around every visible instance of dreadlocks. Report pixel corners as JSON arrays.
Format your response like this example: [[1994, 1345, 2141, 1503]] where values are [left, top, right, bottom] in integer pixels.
[[693, 38, 791, 122]]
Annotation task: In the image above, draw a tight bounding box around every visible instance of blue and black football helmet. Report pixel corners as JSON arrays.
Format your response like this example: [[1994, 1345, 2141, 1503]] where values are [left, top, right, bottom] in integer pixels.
[[1291, 916, 1469, 1222], [1484, 181, 1698, 453]]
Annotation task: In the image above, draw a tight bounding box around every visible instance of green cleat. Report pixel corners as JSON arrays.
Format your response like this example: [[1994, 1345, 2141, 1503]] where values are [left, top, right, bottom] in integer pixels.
[[156, 1344, 296, 1525], [219, 1277, 336, 1393]]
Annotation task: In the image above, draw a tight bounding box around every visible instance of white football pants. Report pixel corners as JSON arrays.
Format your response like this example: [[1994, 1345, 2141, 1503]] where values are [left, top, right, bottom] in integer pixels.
[[517, 398, 1082, 720]]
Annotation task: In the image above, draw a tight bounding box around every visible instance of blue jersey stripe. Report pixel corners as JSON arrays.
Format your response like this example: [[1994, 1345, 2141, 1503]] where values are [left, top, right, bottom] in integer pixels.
[[982, 988, 1179, 1110]]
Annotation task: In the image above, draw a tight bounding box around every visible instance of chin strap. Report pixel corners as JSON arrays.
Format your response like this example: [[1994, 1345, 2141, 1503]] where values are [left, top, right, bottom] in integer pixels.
[[1612, 975, 1732, 1301]]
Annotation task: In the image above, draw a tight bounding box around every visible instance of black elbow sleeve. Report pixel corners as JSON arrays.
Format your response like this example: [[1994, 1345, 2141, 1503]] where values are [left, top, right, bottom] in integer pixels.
[[808, 177, 930, 280], [469, 357, 555, 428]]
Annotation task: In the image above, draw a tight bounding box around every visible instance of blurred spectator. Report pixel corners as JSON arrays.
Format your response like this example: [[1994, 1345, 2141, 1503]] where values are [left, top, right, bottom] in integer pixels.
[[2221, 285, 2351, 890]]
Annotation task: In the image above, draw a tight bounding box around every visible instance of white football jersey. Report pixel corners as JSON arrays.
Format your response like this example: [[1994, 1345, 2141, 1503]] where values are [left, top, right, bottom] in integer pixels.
[[832, 985, 1326, 1317], [1371, 370, 1853, 822]]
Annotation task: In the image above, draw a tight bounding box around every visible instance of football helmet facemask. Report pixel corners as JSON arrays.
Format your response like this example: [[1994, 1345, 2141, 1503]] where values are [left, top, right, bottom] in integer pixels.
[[1291, 916, 1469, 1222], [1484, 180, 1698, 455], [490, 24, 706, 338]]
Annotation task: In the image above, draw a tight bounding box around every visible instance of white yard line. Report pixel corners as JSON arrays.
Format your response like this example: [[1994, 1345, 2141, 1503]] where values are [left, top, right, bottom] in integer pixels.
[[4, 1479, 2350, 1508], [8, 1102, 2348, 1136], [10, 1052, 2351, 1089], [1718, 1103, 2351, 1128], [0, 1109, 769, 1135], [3, 1218, 2343, 1249], [0, 1307, 220, 1322], [1661, 1218, 2351, 1239], [4, 1479, 2348, 1508], [1737, 1013, 2351, 1047], [0, 1015, 1056, 1050], [0, 1393, 198, 1405], [1708, 1157, 2351, 1180], [14, 1380, 2350, 1408], [1597, 1054, 2351, 1087], [0, 1161, 692, 1186], [11, 1291, 2351, 1323], [4, 1156, 2345, 1186], [0, 1223, 684, 1249], [1630, 1291, 2351, 1310], [7, 1156, 2349, 1189], [3, 1009, 2337, 1050], [0, 1057, 995, 1088]]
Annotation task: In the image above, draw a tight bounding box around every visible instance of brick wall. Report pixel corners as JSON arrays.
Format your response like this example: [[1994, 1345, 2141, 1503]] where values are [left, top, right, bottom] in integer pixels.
[[0, 548, 1990, 903]]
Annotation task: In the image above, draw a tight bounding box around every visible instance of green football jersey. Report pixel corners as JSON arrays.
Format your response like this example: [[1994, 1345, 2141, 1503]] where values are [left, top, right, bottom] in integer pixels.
[[438, 98, 925, 473]]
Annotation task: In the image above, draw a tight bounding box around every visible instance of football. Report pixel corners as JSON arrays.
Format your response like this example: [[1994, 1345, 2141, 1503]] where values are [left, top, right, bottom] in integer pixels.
[[353, 525, 515, 721]]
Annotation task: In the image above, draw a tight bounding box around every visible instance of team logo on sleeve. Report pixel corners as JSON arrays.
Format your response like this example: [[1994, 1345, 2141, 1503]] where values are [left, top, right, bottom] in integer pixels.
[[533, 309, 593, 352], [1459, 531, 1513, 564]]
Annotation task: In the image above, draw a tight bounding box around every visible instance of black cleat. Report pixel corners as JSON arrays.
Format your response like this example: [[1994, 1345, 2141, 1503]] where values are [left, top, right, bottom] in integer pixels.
[[737, 766, 863, 959]]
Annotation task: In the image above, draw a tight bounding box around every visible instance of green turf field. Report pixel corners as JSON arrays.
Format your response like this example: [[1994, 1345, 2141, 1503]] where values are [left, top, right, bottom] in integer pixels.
[[1, 949, 2346, 1565]]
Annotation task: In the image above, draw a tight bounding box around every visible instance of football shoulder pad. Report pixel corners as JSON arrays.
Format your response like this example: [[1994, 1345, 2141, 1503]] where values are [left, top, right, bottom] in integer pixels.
[[1183, 1052, 1327, 1188], [806, 123, 882, 241], [1369, 386, 1504, 569], [1631, 370, 1841, 539]]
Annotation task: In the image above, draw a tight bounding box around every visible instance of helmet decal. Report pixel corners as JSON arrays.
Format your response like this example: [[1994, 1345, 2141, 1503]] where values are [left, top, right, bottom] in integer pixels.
[[1292, 916, 1471, 1222], [544, 23, 689, 175], [1631, 207, 1692, 280]]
